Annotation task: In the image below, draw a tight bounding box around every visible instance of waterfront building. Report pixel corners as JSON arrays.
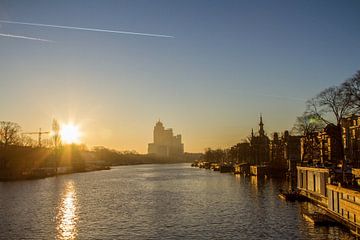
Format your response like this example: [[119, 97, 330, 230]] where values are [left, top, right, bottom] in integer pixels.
[[269, 131, 301, 175], [318, 124, 343, 165], [342, 115, 360, 168], [283, 131, 301, 173], [148, 120, 184, 157], [269, 132, 284, 168], [300, 132, 321, 164], [249, 115, 270, 165], [300, 124, 342, 166]]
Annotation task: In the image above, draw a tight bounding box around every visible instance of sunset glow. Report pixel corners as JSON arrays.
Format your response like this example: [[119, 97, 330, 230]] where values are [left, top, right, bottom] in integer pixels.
[[60, 124, 81, 144]]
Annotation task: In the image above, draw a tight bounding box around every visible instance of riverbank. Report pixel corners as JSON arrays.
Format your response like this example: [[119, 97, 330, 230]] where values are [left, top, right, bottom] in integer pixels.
[[0, 145, 201, 182], [0, 160, 195, 182], [0, 165, 111, 182]]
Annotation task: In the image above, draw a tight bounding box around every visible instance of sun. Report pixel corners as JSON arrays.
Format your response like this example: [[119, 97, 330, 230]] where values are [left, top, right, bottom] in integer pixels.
[[60, 123, 81, 144]]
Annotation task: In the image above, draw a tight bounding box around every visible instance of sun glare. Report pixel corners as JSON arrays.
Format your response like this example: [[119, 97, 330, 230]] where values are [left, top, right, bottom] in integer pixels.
[[60, 123, 81, 144]]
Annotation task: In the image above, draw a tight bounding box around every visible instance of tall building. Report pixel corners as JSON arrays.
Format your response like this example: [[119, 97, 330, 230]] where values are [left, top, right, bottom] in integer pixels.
[[318, 123, 343, 165], [148, 120, 184, 157], [249, 115, 270, 165], [282, 130, 301, 173]]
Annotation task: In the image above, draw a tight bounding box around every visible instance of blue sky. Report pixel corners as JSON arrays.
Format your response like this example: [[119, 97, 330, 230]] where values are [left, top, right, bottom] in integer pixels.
[[0, 0, 360, 152]]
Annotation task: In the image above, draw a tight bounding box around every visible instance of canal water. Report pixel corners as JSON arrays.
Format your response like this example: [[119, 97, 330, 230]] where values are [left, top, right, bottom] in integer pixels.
[[0, 163, 354, 239]]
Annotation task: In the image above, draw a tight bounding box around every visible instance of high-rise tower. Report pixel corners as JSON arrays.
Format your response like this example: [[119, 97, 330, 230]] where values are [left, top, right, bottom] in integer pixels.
[[148, 120, 184, 157]]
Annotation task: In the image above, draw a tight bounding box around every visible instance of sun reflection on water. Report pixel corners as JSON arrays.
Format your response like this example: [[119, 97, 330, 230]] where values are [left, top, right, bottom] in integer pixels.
[[56, 181, 78, 240]]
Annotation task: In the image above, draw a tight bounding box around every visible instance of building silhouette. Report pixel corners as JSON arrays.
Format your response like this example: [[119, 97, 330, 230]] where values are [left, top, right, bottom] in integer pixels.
[[249, 115, 270, 165], [300, 123, 343, 166], [148, 120, 184, 157]]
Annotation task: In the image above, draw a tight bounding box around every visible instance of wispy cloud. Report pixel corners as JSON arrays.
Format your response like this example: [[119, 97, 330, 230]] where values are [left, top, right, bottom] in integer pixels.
[[0, 20, 175, 38], [0, 33, 53, 42]]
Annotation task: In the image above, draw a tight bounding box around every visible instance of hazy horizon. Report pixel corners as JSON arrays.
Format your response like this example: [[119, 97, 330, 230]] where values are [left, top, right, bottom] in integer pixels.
[[1, 0, 360, 153]]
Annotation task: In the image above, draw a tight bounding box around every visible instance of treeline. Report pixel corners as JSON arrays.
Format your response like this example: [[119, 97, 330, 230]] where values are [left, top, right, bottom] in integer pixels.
[[0, 120, 200, 179], [203, 143, 250, 164], [92, 147, 200, 166]]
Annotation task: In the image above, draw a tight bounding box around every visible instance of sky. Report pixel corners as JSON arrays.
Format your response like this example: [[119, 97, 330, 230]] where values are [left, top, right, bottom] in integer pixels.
[[0, 0, 360, 153]]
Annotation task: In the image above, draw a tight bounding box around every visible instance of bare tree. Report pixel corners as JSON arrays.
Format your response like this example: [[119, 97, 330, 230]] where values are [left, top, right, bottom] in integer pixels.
[[292, 113, 324, 137], [0, 121, 21, 148], [306, 86, 354, 170], [0, 121, 21, 169], [19, 135, 37, 147], [342, 70, 360, 111], [306, 86, 353, 126], [292, 113, 324, 163]]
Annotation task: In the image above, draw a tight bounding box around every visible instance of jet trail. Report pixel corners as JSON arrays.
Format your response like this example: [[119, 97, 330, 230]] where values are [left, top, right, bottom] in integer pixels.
[[0, 20, 175, 38], [0, 33, 53, 42]]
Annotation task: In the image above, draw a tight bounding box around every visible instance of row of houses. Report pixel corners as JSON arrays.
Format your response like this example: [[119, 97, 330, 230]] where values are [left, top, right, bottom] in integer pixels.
[[255, 114, 360, 235], [205, 115, 360, 235], [233, 115, 302, 175], [240, 115, 360, 176], [294, 114, 360, 235]]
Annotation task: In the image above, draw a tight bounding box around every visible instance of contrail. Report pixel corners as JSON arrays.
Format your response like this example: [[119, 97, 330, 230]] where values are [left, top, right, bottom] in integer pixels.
[[0, 20, 175, 38], [0, 33, 53, 42]]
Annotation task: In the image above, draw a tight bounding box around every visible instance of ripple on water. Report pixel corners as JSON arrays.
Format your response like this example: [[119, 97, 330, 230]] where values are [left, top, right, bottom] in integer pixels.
[[0, 164, 355, 239]]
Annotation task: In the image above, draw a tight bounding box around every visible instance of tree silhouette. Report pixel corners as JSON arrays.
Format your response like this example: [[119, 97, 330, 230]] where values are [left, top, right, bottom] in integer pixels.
[[342, 70, 360, 111], [306, 86, 353, 125], [306, 85, 353, 166], [293, 113, 324, 163], [0, 121, 21, 169], [0, 121, 21, 148]]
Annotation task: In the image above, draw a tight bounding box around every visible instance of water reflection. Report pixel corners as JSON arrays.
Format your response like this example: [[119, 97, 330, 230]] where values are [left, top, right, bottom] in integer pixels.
[[56, 181, 78, 240], [250, 175, 258, 187]]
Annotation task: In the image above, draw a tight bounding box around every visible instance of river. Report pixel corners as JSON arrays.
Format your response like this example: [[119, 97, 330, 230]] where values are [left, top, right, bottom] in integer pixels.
[[0, 163, 354, 239]]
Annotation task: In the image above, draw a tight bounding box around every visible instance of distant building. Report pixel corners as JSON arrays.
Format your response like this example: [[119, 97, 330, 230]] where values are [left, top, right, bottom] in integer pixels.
[[300, 123, 343, 166], [319, 123, 343, 165], [269, 132, 284, 169], [269, 131, 301, 175], [148, 120, 184, 157], [249, 115, 270, 165], [300, 131, 321, 164], [283, 131, 301, 173]]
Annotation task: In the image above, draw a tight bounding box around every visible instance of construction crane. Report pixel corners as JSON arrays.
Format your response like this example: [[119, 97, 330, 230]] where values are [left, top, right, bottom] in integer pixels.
[[22, 128, 50, 147]]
